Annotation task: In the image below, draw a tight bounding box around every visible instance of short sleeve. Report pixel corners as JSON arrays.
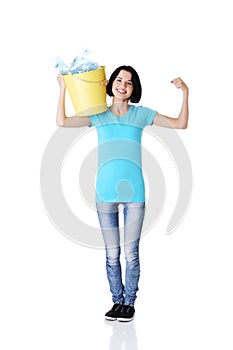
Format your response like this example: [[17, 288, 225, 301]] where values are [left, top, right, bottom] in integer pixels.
[[89, 112, 107, 127], [89, 114, 99, 127], [136, 106, 158, 127]]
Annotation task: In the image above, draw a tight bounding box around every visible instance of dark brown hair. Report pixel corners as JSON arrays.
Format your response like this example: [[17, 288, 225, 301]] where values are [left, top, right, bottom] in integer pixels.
[[106, 65, 142, 103]]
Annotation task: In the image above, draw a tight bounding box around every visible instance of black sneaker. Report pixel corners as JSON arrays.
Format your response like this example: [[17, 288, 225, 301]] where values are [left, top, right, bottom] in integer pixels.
[[105, 304, 122, 321], [117, 305, 135, 322]]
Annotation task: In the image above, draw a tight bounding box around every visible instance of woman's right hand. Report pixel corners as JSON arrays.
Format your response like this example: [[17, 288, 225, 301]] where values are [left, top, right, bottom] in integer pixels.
[[57, 74, 66, 89]]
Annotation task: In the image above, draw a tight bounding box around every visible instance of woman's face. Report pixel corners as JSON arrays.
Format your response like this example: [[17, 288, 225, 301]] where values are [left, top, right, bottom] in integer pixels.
[[112, 70, 134, 101]]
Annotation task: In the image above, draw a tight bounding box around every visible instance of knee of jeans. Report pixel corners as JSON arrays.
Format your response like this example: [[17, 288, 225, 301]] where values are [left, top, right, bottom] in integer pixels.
[[124, 245, 139, 263], [106, 247, 120, 264]]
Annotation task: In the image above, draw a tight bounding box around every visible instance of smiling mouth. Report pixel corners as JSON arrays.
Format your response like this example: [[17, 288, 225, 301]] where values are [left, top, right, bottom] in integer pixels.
[[116, 88, 127, 94]]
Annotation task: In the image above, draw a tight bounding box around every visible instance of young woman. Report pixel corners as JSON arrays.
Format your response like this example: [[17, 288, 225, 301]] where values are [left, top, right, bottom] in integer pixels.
[[56, 65, 189, 322]]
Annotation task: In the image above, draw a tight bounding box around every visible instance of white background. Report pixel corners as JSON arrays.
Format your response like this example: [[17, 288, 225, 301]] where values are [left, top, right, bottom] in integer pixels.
[[1, 0, 233, 349]]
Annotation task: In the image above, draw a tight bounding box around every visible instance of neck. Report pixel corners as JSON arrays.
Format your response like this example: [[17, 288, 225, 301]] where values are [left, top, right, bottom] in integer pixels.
[[110, 98, 130, 116]]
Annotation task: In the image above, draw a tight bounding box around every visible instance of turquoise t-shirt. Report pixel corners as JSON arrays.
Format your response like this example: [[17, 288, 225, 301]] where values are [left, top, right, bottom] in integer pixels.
[[89, 105, 157, 203]]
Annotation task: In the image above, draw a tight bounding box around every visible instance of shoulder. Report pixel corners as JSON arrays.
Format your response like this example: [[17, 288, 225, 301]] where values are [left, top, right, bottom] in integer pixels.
[[128, 105, 158, 126], [89, 109, 112, 127]]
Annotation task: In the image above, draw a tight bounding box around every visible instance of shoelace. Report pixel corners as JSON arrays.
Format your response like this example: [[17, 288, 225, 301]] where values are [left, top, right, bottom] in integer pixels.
[[121, 305, 132, 313], [112, 304, 122, 312]]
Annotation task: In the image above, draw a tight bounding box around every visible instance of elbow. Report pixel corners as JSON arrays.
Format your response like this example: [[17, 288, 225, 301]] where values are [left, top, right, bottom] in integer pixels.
[[56, 121, 64, 127], [176, 114, 189, 129], [180, 123, 188, 129], [177, 120, 188, 129], [56, 118, 67, 127]]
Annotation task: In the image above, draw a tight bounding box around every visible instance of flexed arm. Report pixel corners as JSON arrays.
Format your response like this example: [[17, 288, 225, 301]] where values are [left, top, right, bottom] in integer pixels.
[[56, 74, 91, 128], [153, 78, 189, 129]]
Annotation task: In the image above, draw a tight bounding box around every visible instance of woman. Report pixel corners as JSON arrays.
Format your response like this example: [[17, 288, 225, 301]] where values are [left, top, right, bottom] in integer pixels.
[[56, 65, 189, 322]]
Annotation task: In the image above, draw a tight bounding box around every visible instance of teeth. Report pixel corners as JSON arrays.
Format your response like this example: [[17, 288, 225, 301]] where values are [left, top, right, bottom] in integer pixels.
[[117, 89, 126, 94]]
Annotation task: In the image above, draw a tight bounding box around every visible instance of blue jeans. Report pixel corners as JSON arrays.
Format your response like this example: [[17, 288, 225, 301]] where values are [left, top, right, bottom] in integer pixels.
[[96, 202, 145, 306]]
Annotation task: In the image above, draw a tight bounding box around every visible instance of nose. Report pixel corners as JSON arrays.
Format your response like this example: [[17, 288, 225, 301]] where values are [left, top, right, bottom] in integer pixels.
[[120, 81, 127, 88]]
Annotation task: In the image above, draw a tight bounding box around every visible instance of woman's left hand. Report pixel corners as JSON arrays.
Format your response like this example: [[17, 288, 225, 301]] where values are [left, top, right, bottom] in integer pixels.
[[171, 77, 188, 93]]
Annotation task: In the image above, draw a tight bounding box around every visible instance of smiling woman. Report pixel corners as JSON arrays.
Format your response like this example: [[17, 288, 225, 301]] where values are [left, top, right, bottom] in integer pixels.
[[106, 65, 142, 104], [113, 72, 133, 99], [56, 64, 189, 321]]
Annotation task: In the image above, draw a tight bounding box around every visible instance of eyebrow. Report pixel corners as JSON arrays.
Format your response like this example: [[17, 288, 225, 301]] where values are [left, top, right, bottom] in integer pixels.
[[117, 76, 132, 82]]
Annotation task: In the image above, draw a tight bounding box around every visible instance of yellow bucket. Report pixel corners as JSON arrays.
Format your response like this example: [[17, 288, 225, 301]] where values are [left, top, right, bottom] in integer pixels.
[[62, 66, 107, 117]]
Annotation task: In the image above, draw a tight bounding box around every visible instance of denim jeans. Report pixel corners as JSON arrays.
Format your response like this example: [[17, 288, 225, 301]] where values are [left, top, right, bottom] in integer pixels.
[[96, 202, 145, 306]]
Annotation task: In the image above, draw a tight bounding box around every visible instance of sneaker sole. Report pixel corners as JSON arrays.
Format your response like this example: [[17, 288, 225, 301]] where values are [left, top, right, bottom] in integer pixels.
[[105, 316, 117, 321], [117, 316, 134, 322]]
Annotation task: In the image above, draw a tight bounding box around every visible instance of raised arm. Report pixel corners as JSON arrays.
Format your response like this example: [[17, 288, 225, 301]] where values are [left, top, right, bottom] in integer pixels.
[[56, 74, 91, 128], [153, 77, 189, 129]]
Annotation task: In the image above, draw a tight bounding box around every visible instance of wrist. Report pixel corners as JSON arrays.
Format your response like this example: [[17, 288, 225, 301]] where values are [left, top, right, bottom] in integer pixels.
[[183, 88, 189, 97], [60, 87, 66, 94]]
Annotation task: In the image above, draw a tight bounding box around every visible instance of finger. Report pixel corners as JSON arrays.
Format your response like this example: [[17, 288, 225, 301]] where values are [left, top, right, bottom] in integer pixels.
[[172, 77, 181, 82], [171, 78, 183, 89], [99, 79, 109, 86], [172, 80, 180, 86]]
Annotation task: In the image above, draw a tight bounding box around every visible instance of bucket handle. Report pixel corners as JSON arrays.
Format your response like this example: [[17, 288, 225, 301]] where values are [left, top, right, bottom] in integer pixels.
[[71, 74, 109, 86]]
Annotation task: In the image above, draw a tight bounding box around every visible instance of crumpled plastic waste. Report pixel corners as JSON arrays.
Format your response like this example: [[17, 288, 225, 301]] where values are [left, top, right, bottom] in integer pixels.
[[54, 50, 100, 75]]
